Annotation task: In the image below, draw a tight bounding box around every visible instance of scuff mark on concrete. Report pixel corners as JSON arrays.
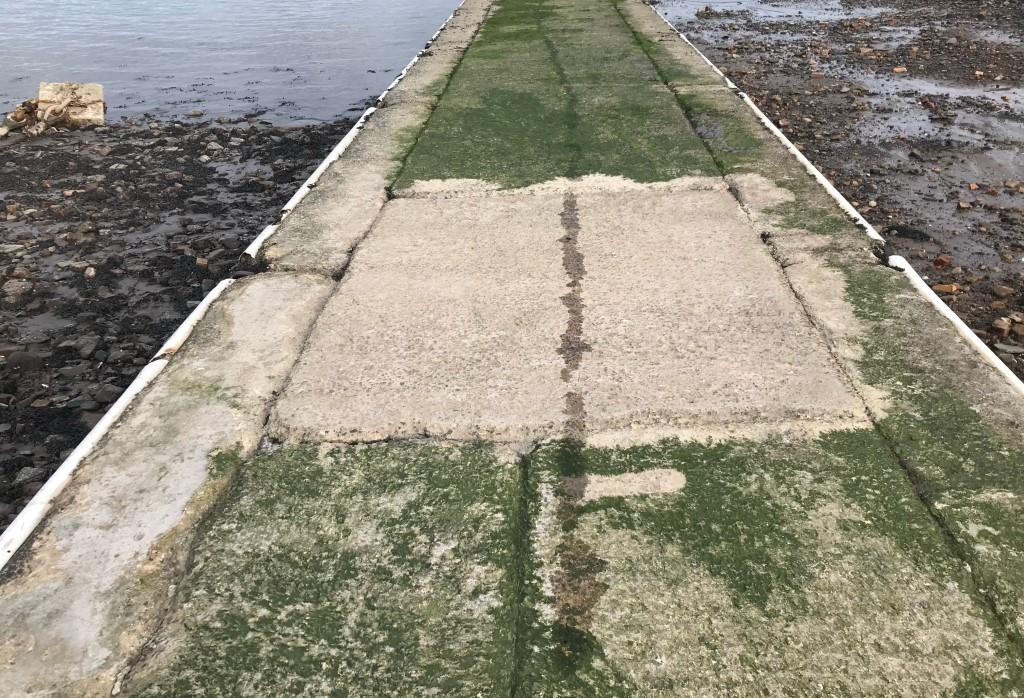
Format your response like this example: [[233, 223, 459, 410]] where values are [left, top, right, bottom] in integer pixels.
[[563, 468, 686, 503]]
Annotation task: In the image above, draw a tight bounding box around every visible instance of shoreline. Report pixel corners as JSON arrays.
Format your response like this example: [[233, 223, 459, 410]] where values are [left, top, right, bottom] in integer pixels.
[[0, 115, 355, 529], [673, 0, 1024, 375]]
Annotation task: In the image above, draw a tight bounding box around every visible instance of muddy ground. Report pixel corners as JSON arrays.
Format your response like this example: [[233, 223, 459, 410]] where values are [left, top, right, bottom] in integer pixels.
[[0, 116, 354, 530], [675, 0, 1024, 366]]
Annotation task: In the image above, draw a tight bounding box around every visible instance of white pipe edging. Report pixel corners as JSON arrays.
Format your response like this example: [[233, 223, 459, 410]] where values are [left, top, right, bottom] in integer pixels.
[[0, 360, 168, 568], [653, 4, 1024, 399], [153, 278, 236, 359], [241, 224, 279, 261]]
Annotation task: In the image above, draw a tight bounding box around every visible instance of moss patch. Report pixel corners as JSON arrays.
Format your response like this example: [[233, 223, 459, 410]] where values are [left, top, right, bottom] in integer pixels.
[[394, 0, 716, 189], [523, 437, 1019, 694], [131, 443, 521, 696]]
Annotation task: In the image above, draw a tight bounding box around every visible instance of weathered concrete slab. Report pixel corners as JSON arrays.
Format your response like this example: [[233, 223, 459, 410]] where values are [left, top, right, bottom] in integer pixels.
[[125, 443, 522, 696], [525, 438, 1020, 696], [270, 193, 568, 443], [0, 273, 332, 697], [394, 0, 718, 190], [573, 184, 867, 443]]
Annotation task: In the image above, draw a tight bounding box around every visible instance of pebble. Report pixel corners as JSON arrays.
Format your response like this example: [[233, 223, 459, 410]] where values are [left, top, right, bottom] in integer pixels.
[[2, 279, 34, 306], [94, 384, 123, 403], [13, 466, 47, 488]]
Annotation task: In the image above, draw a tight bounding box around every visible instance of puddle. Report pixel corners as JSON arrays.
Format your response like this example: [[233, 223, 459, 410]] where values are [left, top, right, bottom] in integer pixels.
[[659, 0, 892, 24]]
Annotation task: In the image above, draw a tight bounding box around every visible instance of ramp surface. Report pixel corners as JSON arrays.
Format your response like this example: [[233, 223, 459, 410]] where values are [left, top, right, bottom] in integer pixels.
[[3, 0, 1024, 695]]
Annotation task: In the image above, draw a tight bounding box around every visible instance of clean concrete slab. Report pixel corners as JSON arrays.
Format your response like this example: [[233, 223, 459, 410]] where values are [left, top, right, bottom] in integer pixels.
[[573, 185, 868, 443], [270, 192, 569, 443]]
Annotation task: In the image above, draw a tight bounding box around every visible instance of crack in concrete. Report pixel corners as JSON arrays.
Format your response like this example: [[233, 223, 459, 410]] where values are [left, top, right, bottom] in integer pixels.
[[557, 193, 590, 440]]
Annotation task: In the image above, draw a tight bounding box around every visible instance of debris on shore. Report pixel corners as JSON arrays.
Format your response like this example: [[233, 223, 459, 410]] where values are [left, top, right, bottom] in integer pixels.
[[1, 82, 105, 140]]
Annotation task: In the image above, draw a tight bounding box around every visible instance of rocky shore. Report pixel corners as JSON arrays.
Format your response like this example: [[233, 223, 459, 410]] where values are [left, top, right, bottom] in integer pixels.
[[0, 116, 354, 530], [677, 0, 1024, 371]]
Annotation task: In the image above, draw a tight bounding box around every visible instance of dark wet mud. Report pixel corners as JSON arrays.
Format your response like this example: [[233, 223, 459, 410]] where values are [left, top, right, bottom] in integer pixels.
[[0, 116, 354, 530], [665, 0, 1024, 373]]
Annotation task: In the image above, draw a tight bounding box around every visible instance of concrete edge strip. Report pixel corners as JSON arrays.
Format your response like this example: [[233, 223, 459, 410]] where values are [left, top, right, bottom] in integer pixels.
[[648, 3, 1024, 400], [0, 361, 167, 568], [0, 280, 240, 570], [0, 3, 475, 573], [240, 0, 470, 263]]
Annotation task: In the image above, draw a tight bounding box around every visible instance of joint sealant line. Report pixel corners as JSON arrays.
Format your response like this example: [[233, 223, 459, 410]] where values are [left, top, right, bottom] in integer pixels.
[[0, 3, 473, 573], [647, 3, 1024, 400]]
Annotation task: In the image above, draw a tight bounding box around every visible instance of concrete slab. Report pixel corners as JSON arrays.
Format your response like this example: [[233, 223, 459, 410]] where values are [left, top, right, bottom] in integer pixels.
[[125, 442, 522, 696], [526, 438, 1018, 696], [573, 186, 867, 443], [6, 0, 1024, 694], [269, 193, 568, 443], [0, 273, 332, 697]]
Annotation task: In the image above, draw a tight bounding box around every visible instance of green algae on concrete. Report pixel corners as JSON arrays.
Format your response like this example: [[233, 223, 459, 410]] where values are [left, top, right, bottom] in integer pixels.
[[129, 443, 522, 696], [840, 262, 1024, 660], [395, 0, 717, 189], [524, 439, 1021, 696], [608, 0, 1024, 648]]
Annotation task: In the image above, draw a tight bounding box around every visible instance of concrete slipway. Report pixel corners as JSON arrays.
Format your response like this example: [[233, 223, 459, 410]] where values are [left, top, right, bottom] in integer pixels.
[[3, 0, 1024, 695]]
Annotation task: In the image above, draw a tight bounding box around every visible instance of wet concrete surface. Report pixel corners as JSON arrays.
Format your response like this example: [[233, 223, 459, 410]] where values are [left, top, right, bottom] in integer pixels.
[[663, 0, 1024, 373], [0, 117, 354, 531]]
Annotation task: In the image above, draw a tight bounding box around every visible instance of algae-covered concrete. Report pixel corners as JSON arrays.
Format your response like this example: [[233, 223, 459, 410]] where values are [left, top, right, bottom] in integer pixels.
[[4, 0, 1024, 695]]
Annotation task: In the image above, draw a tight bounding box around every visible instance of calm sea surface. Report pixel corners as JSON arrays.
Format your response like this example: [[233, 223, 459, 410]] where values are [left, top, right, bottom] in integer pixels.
[[1, 0, 461, 123]]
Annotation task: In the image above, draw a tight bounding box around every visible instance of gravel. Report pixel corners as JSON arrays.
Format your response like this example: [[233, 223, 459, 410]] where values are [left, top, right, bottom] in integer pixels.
[[0, 114, 355, 531]]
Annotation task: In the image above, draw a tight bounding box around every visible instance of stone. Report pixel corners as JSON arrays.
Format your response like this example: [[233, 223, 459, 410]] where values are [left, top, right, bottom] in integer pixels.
[[933, 254, 953, 268], [992, 285, 1015, 299], [932, 283, 959, 294], [992, 317, 1012, 337], [37, 82, 105, 127], [76, 335, 101, 359], [93, 384, 123, 403], [994, 343, 1024, 355], [6, 351, 46, 372], [3, 279, 33, 306], [21, 482, 44, 496], [13, 466, 47, 487]]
